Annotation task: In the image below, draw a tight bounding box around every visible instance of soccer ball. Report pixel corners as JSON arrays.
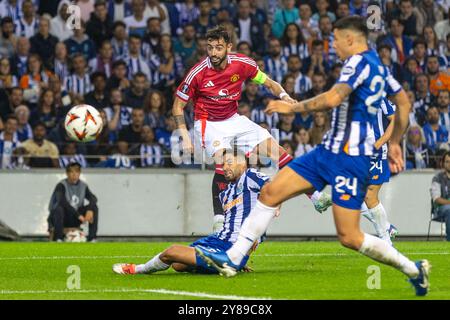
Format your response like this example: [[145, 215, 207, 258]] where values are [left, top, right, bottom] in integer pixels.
[[65, 104, 103, 143], [64, 230, 87, 243]]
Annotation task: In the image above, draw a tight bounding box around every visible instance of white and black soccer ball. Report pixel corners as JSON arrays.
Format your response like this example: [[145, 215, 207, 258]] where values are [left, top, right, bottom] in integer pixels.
[[65, 104, 103, 143]]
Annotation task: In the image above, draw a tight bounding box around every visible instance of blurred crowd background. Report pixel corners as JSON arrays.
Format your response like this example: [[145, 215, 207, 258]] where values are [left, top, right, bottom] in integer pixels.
[[0, 0, 448, 170]]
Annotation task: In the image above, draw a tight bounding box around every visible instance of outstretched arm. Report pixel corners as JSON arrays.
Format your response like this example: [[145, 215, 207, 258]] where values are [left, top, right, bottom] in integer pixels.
[[265, 83, 352, 114], [261, 75, 296, 103]]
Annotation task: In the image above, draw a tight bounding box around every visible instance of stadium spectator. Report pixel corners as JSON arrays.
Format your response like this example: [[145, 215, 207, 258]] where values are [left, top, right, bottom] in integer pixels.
[[312, 0, 336, 23], [20, 54, 51, 107], [65, 54, 92, 100], [427, 55, 450, 96], [132, 125, 164, 167], [59, 142, 88, 169], [185, 36, 207, 71], [0, 0, 22, 21], [97, 140, 135, 168], [64, 20, 96, 62], [14, 0, 38, 38], [144, 90, 166, 129], [48, 74, 72, 111], [402, 57, 421, 90], [10, 37, 30, 79], [396, 0, 420, 37], [233, 0, 265, 56], [303, 40, 330, 79], [241, 80, 264, 110], [30, 89, 57, 132], [8, 146, 30, 169], [14, 104, 32, 142], [423, 26, 446, 64], [50, 0, 74, 42], [0, 87, 23, 121], [173, 23, 197, 64], [84, 71, 108, 109], [281, 23, 309, 60], [123, 34, 151, 81], [47, 162, 98, 242], [104, 87, 133, 133], [423, 105, 449, 152], [111, 21, 129, 60], [430, 151, 450, 241], [75, 0, 95, 22], [22, 122, 59, 168], [89, 40, 114, 78], [317, 15, 337, 64], [414, 0, 445, 34], [301, 72, 327, 100], [407, 90, 421, 127], [325, 62, 342, 90], [271, 0, 298, 39], [118, 107, 145, 149], [0, 115, 20, 169], [251, 103, 279, 130], [264, 37, 287, 83], [237, 102, 251, 119], [155, 110, 176, 153], [192, 0, 213, 38], [108, 0, 133, 22], [29, 16, 58, 71], [285, 55, 310, 96], [280, 73, 297, 101], [378, 44, 403, 85], [381, 18, 413, 65], [143, 17, 161, 56], [309, 111, 330, 146], [51, 42, 70, 86], [106, 59, 130, 93], [124, 0, 148, 37], [86, 0, 113, 49], [297, 3, 318, 41], [175, 0, 199, 32], [0, 57, 18, 89], [280, 139, 295, 157], [148, 34, 183, 91], [414, 73, 434, 119], [123, 72, 149, 109], [349, 0, 368, 16], [144, 0, 171, 36], [277, 112, 296, 141], [0, 17, 16, 58], [294, 126, 313, 157], [434, 7, 450, 41], [91, 109, 114, 159], [437, 90, 450, 131], [335, 1, 350, 20]]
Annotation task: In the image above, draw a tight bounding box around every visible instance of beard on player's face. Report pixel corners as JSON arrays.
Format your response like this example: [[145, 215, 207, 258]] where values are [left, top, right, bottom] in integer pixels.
[[209, 52, 227, 67]]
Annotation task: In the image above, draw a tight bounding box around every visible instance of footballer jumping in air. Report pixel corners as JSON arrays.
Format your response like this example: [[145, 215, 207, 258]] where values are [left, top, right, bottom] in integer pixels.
[[172, 25, 331, 231], [113, 148, 272, 275], [197, 16, 431, 296]]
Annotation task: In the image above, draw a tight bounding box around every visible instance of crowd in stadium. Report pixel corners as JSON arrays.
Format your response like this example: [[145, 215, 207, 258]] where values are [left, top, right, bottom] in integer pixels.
[[0, 0, 449, 170]]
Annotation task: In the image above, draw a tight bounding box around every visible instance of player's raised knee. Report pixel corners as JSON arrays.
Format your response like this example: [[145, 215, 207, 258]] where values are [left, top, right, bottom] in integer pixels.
[[337, 233, 363, 250], [259, 183, 281, 207]]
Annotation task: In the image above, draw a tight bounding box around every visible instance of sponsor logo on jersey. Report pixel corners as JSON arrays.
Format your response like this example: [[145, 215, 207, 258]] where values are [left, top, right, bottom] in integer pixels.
[[181, 83, 189, 93], [205, 80, 215, 87], [218, 89, 229, 96], [223, 195, 243, 211], [339, 194, 351, 201], [230, 74, 240, 82]]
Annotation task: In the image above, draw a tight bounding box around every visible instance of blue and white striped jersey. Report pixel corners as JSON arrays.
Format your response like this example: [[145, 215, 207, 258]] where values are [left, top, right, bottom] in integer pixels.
[[65, 73, 92, 96], [263, 55, 288, 83], [217, 168, 270, 243], [322, 49, 402, 156], [373, 98, 396, 160]]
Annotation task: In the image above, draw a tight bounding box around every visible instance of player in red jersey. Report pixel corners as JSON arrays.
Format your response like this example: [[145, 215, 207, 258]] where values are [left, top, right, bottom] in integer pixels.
[[172, 26, 331, 228]]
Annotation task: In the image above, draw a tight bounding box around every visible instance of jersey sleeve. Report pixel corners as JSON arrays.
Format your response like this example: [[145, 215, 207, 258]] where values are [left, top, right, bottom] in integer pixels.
[[238, 56, 259, 80], [336, 55, 369, 90], [385, 69, 402, 96], [246, 169, 270, 193], [175, 65, 200, 102]]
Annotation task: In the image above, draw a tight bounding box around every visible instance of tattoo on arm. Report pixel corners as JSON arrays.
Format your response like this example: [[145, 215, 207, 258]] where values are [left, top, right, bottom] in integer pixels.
[[334, 84, 352, 101], [174, 115, 186, 128], [292, 94, 328, 113]]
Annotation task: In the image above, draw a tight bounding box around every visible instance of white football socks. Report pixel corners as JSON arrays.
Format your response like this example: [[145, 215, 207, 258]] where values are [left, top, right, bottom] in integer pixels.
[[361, 202, 376, 224], [135, 253, 170, 274], [359, 233, 419, 278], [227, 200, 277, 266], [370, 203, 391, 242]]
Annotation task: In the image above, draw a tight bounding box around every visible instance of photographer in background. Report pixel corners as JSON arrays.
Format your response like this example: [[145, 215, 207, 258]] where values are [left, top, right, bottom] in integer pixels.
[[47, 162, 99, 242]]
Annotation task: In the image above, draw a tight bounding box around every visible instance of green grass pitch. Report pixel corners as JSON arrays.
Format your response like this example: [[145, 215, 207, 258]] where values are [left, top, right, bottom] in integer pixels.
[[0, 241, 449, 300]]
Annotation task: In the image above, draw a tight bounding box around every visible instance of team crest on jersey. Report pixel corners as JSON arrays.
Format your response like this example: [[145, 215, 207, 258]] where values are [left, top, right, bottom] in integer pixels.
[[236, 183, 244, 194], [230, 74, 240, 82], [181, 83, 189, 93], [342, 65, 355, 76]]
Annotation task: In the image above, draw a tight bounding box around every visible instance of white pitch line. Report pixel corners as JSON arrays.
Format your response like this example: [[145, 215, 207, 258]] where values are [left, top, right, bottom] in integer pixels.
[[0, 288, 272, 300], [0, 252, 448, 261]]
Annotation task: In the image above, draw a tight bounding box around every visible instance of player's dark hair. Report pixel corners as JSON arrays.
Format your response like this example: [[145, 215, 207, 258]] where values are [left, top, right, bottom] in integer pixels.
[[206, 25, 231, 44], [66, 161, 82, 172], [334, 16, 368, 38]]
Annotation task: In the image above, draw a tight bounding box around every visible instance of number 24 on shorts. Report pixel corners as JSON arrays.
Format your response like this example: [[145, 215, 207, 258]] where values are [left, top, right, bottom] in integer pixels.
[[334, 176, 358, 196]]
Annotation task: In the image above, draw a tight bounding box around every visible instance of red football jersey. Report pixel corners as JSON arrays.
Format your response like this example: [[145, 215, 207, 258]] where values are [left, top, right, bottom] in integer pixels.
[[176, 53, 259, 121]]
